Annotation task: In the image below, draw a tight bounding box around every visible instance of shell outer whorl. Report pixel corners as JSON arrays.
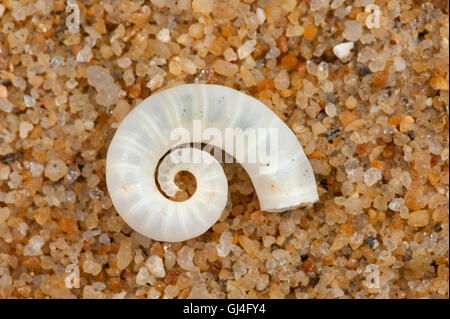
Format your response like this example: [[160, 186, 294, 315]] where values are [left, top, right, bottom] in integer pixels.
[[106, 84, 318, 242]]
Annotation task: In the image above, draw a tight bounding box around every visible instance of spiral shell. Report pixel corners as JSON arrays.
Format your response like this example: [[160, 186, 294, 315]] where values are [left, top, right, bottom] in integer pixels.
[[106, 84, 318, 242]]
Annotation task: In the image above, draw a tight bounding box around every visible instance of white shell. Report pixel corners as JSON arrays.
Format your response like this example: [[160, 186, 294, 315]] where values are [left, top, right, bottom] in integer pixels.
[[106, 84, 318, 242]]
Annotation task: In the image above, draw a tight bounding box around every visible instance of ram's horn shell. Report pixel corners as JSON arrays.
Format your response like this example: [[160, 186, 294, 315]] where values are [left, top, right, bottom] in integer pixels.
[[106, 84, 318, 242]]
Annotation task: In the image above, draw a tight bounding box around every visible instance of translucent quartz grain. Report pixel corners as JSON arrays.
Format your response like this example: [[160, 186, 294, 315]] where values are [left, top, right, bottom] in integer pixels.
[[237, 40, 256, 60], [325, 103, 337, 117], [286, 25, 304, 37], [212, 59, 238, 76], [310, 0, 331, 11], [343, 20, 362, 42], [23, 94, 35, 107], [274, 69, 290, 90], [85, 65, 119, 107], [177, 246, 195, 271], [223, 48, 237, 62], [156, 28, 171, 43], [217, 231, 233, 257], [364, 168, 382, 186], [19, 122, 33, 139], [76, 47, 93, 63], [116, 237, 133, 271]]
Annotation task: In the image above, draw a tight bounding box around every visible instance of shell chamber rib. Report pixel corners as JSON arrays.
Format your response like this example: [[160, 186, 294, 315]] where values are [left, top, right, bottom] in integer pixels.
[[106, 84, 318, 242]]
